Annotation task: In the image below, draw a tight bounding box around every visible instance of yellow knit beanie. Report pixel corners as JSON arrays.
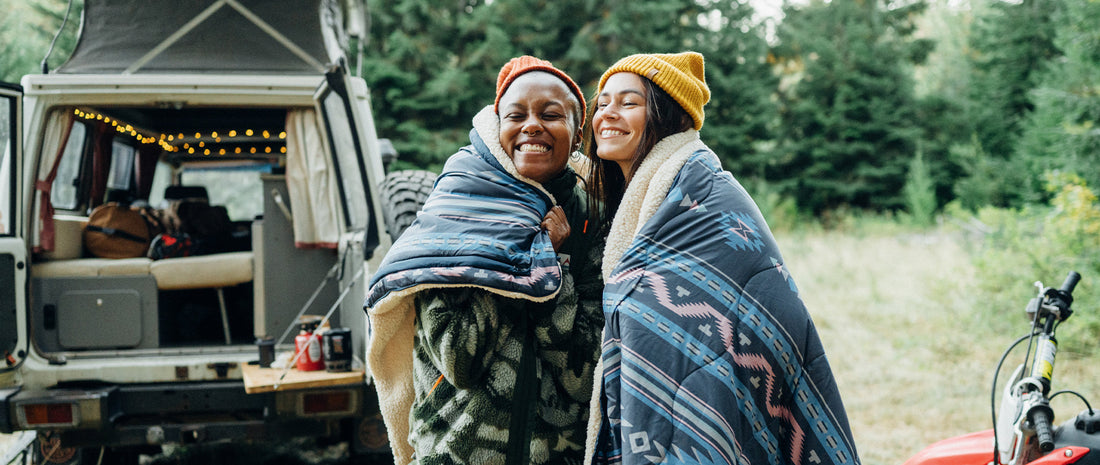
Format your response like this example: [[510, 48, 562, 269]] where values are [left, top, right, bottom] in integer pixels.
[[598, 51, 710, 130]]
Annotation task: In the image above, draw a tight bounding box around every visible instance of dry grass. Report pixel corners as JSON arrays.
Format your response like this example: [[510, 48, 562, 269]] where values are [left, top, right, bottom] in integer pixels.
[[780, 228, 1100, 465]]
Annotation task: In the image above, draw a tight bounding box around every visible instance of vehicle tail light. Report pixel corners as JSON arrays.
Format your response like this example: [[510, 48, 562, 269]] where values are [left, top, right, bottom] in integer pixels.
[[20, 403, 78, 427], [302, 391, 351, 415], [275, 387, 360, 417], [11, 387, 112, 430]]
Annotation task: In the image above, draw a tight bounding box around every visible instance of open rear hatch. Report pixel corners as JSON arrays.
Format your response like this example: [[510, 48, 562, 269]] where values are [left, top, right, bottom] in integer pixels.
[[55, 0, 350, 75]]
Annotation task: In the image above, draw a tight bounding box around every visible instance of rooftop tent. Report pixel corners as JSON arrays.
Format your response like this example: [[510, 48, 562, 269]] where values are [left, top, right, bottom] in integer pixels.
[[55, 0, 353, 74]]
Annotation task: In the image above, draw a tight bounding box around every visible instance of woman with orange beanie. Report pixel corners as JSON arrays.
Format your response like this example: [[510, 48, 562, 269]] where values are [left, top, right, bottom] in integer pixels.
[[582, 52, 859, 465], [365, 56, 606, 465]]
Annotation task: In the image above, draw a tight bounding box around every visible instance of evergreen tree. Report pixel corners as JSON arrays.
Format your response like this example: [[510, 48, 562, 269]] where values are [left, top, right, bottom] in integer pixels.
[[967, 0, 1058, 159], [1014, 0, 1100, 199], [0, 0, 81, 83], [914, 93, 968, 208], [957, 0, 1059, 207], [566, 0, 779, 176], [910, 0, 976, 207], [951, 134, 1004, 209], [692, 1, 779, 179], [560, 0, 703, 86], [770, 0, 932, 214], [362, 0, 777, 175], [360, 0, 507, 171], [903, 147, 936, 226]]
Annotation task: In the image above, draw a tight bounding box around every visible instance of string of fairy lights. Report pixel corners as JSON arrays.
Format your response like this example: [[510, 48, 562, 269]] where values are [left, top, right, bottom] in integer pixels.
[[73, 108, 288, 156]]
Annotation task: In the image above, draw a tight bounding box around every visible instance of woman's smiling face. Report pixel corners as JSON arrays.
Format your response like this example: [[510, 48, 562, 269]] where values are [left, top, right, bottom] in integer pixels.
[[593, 72, 648, 176], [497, 72, 581, 184]]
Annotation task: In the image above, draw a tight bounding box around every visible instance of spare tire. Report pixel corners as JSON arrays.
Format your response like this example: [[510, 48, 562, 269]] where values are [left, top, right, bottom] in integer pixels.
[[380, 169, 437, 241]]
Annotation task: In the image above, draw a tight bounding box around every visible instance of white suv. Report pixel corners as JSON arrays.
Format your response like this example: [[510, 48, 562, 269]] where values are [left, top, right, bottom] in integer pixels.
[[0, 0, 429, 462]]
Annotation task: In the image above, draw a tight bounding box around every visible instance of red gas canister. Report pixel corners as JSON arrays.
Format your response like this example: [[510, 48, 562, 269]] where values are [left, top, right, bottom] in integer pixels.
[[294, 316, 325, 371]]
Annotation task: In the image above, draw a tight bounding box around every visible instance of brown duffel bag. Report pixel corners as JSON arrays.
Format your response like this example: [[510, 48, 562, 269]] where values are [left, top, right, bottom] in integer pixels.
[[83, 203, 160, 258]]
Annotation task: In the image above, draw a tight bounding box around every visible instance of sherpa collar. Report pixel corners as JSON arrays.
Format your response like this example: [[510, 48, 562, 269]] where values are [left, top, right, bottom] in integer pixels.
[[471, 105, 557, 205], [600, 129, 706, 279]]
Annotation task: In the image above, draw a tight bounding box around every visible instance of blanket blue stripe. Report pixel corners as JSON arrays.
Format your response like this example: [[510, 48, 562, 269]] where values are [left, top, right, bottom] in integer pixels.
[[365, 136, 562, 308]]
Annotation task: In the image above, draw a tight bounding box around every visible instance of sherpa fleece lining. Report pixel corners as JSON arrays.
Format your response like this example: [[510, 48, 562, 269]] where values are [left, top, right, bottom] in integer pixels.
[[365, 105, 560, 465], [584, 129, 706, 465]]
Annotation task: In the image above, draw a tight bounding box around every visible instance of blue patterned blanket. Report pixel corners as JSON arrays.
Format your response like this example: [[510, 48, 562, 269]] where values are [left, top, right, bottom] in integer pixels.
[[590, 132, 858, 465], [364, 113, 563, 464], [365, 129, 561, 308]]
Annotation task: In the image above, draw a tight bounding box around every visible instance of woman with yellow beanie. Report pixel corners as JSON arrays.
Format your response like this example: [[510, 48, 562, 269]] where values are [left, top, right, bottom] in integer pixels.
[[366, 56, 607, 465], [582, 52, 860, 465]]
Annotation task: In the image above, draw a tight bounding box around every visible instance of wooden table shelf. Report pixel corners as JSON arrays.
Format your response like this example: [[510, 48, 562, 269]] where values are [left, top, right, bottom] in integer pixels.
[[241, 363, 365, 394]]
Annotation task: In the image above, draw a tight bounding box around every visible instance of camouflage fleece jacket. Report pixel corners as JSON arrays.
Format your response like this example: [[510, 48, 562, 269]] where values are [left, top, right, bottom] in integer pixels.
[[409, 150, 605, 465], [366, 105, 605, 465]]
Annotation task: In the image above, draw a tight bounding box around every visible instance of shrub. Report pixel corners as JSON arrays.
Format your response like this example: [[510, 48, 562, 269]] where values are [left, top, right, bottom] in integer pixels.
[[958, 172, 1100, 350], [903, 149, 937, 227]]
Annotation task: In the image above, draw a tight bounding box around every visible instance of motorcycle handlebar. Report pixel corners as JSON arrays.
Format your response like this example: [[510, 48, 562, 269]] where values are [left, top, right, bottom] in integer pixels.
[[1060, 271, 1081, 294], [1031, 407, 1055, 453]]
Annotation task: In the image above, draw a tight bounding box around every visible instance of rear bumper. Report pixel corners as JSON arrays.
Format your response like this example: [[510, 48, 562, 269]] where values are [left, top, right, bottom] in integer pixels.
[[0, 380, 384, 450]]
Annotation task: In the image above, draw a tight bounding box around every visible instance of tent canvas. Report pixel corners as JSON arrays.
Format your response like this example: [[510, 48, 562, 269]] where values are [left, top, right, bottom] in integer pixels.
[[56, 0, 346, 75]]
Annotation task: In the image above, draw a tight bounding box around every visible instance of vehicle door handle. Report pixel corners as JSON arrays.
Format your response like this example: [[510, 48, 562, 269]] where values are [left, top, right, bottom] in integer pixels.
[[271, 189, 293, 223]]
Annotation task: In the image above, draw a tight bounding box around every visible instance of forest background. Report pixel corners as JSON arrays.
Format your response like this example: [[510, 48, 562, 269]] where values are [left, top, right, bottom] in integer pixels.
[[2, 0, 1100, 464]]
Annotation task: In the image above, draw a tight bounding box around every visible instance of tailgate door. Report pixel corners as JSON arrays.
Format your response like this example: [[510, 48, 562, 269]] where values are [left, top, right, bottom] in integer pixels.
[[0, 82, 26, 374]]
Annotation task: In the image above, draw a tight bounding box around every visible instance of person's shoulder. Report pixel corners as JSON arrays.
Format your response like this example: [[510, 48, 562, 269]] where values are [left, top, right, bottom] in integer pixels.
[[672, 149, 720, 187], [684, 147, 723, 173], [440, 144, 485, 172]]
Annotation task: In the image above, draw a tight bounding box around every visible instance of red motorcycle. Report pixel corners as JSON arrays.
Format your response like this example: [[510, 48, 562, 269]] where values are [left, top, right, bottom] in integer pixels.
[[905, 271, 1100, 465]]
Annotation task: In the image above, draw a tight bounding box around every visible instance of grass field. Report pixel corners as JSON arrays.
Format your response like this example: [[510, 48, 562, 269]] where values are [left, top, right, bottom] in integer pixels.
[[781, 227, 1100, 465]]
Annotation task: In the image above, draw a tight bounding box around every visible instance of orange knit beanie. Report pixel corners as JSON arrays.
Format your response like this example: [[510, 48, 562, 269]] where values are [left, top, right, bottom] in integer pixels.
[[494, 56, 587, 127]]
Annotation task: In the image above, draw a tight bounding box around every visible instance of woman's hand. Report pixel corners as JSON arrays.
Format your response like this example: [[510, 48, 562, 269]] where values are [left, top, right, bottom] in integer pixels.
[[541, 205, 570, 252]]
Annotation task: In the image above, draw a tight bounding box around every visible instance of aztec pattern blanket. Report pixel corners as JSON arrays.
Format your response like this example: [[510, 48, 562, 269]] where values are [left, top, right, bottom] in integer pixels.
[[364, 106, 562, 465], [587, 131, 859, 465]]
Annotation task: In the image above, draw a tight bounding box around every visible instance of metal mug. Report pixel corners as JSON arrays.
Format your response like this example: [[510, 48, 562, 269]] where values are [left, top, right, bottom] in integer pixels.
[[256, 337, 275, 368], [322, 328, 352, 372]]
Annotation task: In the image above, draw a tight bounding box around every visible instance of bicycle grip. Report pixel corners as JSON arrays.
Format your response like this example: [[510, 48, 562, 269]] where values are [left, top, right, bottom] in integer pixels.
[[1032, 408, 1055, 452], [1060, 271, 1081, 294]]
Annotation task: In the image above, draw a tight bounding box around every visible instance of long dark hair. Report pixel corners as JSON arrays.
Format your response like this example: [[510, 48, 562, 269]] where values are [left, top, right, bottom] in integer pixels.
[[583, 76, 694, 222]]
